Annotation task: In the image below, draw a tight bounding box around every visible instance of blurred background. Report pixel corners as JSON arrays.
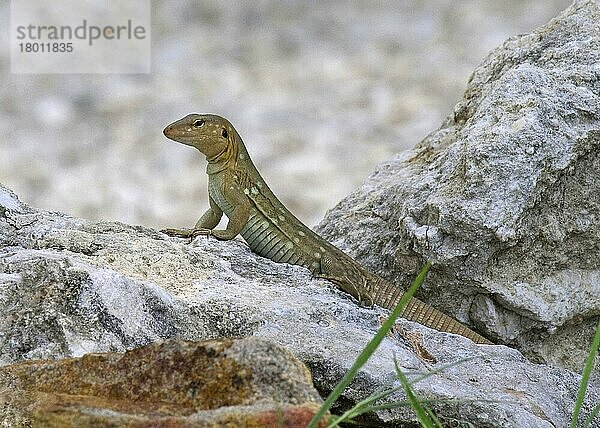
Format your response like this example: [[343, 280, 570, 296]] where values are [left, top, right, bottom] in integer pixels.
[[0, 0, 570, 229]]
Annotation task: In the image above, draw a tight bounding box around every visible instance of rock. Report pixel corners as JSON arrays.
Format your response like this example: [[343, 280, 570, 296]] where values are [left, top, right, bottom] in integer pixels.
[[2, 2, 600, 425], [317, 0, 600, 378], [1, 181, 599, 426], [0, 337, 325, 427]]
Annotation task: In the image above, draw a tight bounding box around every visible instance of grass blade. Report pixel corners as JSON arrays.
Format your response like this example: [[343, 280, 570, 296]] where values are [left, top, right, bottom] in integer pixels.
[[569, 318, 600, 428], [584, 402, 600, 428], [408, 356, 477, 384], [308, 261, 432, 428], [331, 386, 400, 426], [394, 357, 443, 428]]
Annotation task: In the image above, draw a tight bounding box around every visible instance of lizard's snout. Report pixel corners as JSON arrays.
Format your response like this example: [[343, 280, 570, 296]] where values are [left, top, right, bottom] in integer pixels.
[[163, 122, 194, 145], [163, 124, 182, 141]]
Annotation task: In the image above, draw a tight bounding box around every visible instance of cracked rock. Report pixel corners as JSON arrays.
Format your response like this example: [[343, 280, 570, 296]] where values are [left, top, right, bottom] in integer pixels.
[[318, 0, 600, 379]]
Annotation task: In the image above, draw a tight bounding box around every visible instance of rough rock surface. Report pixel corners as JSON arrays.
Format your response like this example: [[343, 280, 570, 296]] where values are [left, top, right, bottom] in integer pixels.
[[318, 0, 600, 377], [0, 337, 325, 427], [1, 183, 598, 427]]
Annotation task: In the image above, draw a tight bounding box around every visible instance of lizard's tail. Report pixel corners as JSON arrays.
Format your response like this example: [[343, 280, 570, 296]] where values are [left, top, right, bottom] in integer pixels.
[[373, 277, 493, 345]]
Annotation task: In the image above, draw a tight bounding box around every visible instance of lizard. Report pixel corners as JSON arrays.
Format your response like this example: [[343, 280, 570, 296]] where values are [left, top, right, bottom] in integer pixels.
[[161, 113, 492, 345]]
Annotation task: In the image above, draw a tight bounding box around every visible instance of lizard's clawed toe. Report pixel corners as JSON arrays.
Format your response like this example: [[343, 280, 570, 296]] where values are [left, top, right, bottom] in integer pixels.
[[161, 228, 191, 238]]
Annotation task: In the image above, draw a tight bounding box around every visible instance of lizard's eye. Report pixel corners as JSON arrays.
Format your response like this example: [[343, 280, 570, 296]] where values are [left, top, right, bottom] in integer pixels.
[[221, 128, 228, 139], [193, 119, 205, 127]]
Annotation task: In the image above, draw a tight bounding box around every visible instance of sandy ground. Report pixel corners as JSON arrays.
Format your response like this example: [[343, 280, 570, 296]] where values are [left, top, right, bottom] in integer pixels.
[[0, 0, 570, 229]]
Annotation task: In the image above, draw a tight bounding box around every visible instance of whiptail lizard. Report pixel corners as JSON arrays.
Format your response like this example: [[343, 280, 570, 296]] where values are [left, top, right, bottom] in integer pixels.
[[162, 113, 492, 345]]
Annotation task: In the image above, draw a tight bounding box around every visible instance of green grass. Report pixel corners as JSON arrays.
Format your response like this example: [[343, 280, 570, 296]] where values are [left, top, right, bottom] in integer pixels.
[[307, 261, 431, 428], [327, 357, 480, 427], [309, 262, 600, 428], [392, 356, 443, 427], [570, 318, 600, 428]]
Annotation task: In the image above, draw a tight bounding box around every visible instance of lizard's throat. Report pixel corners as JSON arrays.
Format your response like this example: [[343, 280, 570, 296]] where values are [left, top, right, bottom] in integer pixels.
[[205, 142, 238, 175]]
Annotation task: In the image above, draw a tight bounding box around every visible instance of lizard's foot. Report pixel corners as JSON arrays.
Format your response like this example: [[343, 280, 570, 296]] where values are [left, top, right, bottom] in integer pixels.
[[382, 318, 436, 364], [316, 273, 374, 306], [161, 227, 194, 238], [358, 294, 374, 307]]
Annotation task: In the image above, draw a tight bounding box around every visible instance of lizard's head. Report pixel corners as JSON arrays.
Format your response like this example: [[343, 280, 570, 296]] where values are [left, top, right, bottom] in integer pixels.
[[163, 114, 235, 161]]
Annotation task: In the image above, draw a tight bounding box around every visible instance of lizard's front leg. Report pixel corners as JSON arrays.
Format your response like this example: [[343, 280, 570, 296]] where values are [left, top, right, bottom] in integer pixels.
[[194, 184, 251, 241], [162, 197, 223, 238], [204, 203, 250, 240]]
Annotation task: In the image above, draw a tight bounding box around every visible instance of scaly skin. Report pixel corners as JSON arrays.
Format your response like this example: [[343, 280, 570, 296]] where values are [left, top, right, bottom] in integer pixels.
[[162, 114, 492, 345]]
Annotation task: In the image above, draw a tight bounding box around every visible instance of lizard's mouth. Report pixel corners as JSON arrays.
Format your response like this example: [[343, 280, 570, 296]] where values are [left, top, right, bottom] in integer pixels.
[[163, 126, 197, 145]]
